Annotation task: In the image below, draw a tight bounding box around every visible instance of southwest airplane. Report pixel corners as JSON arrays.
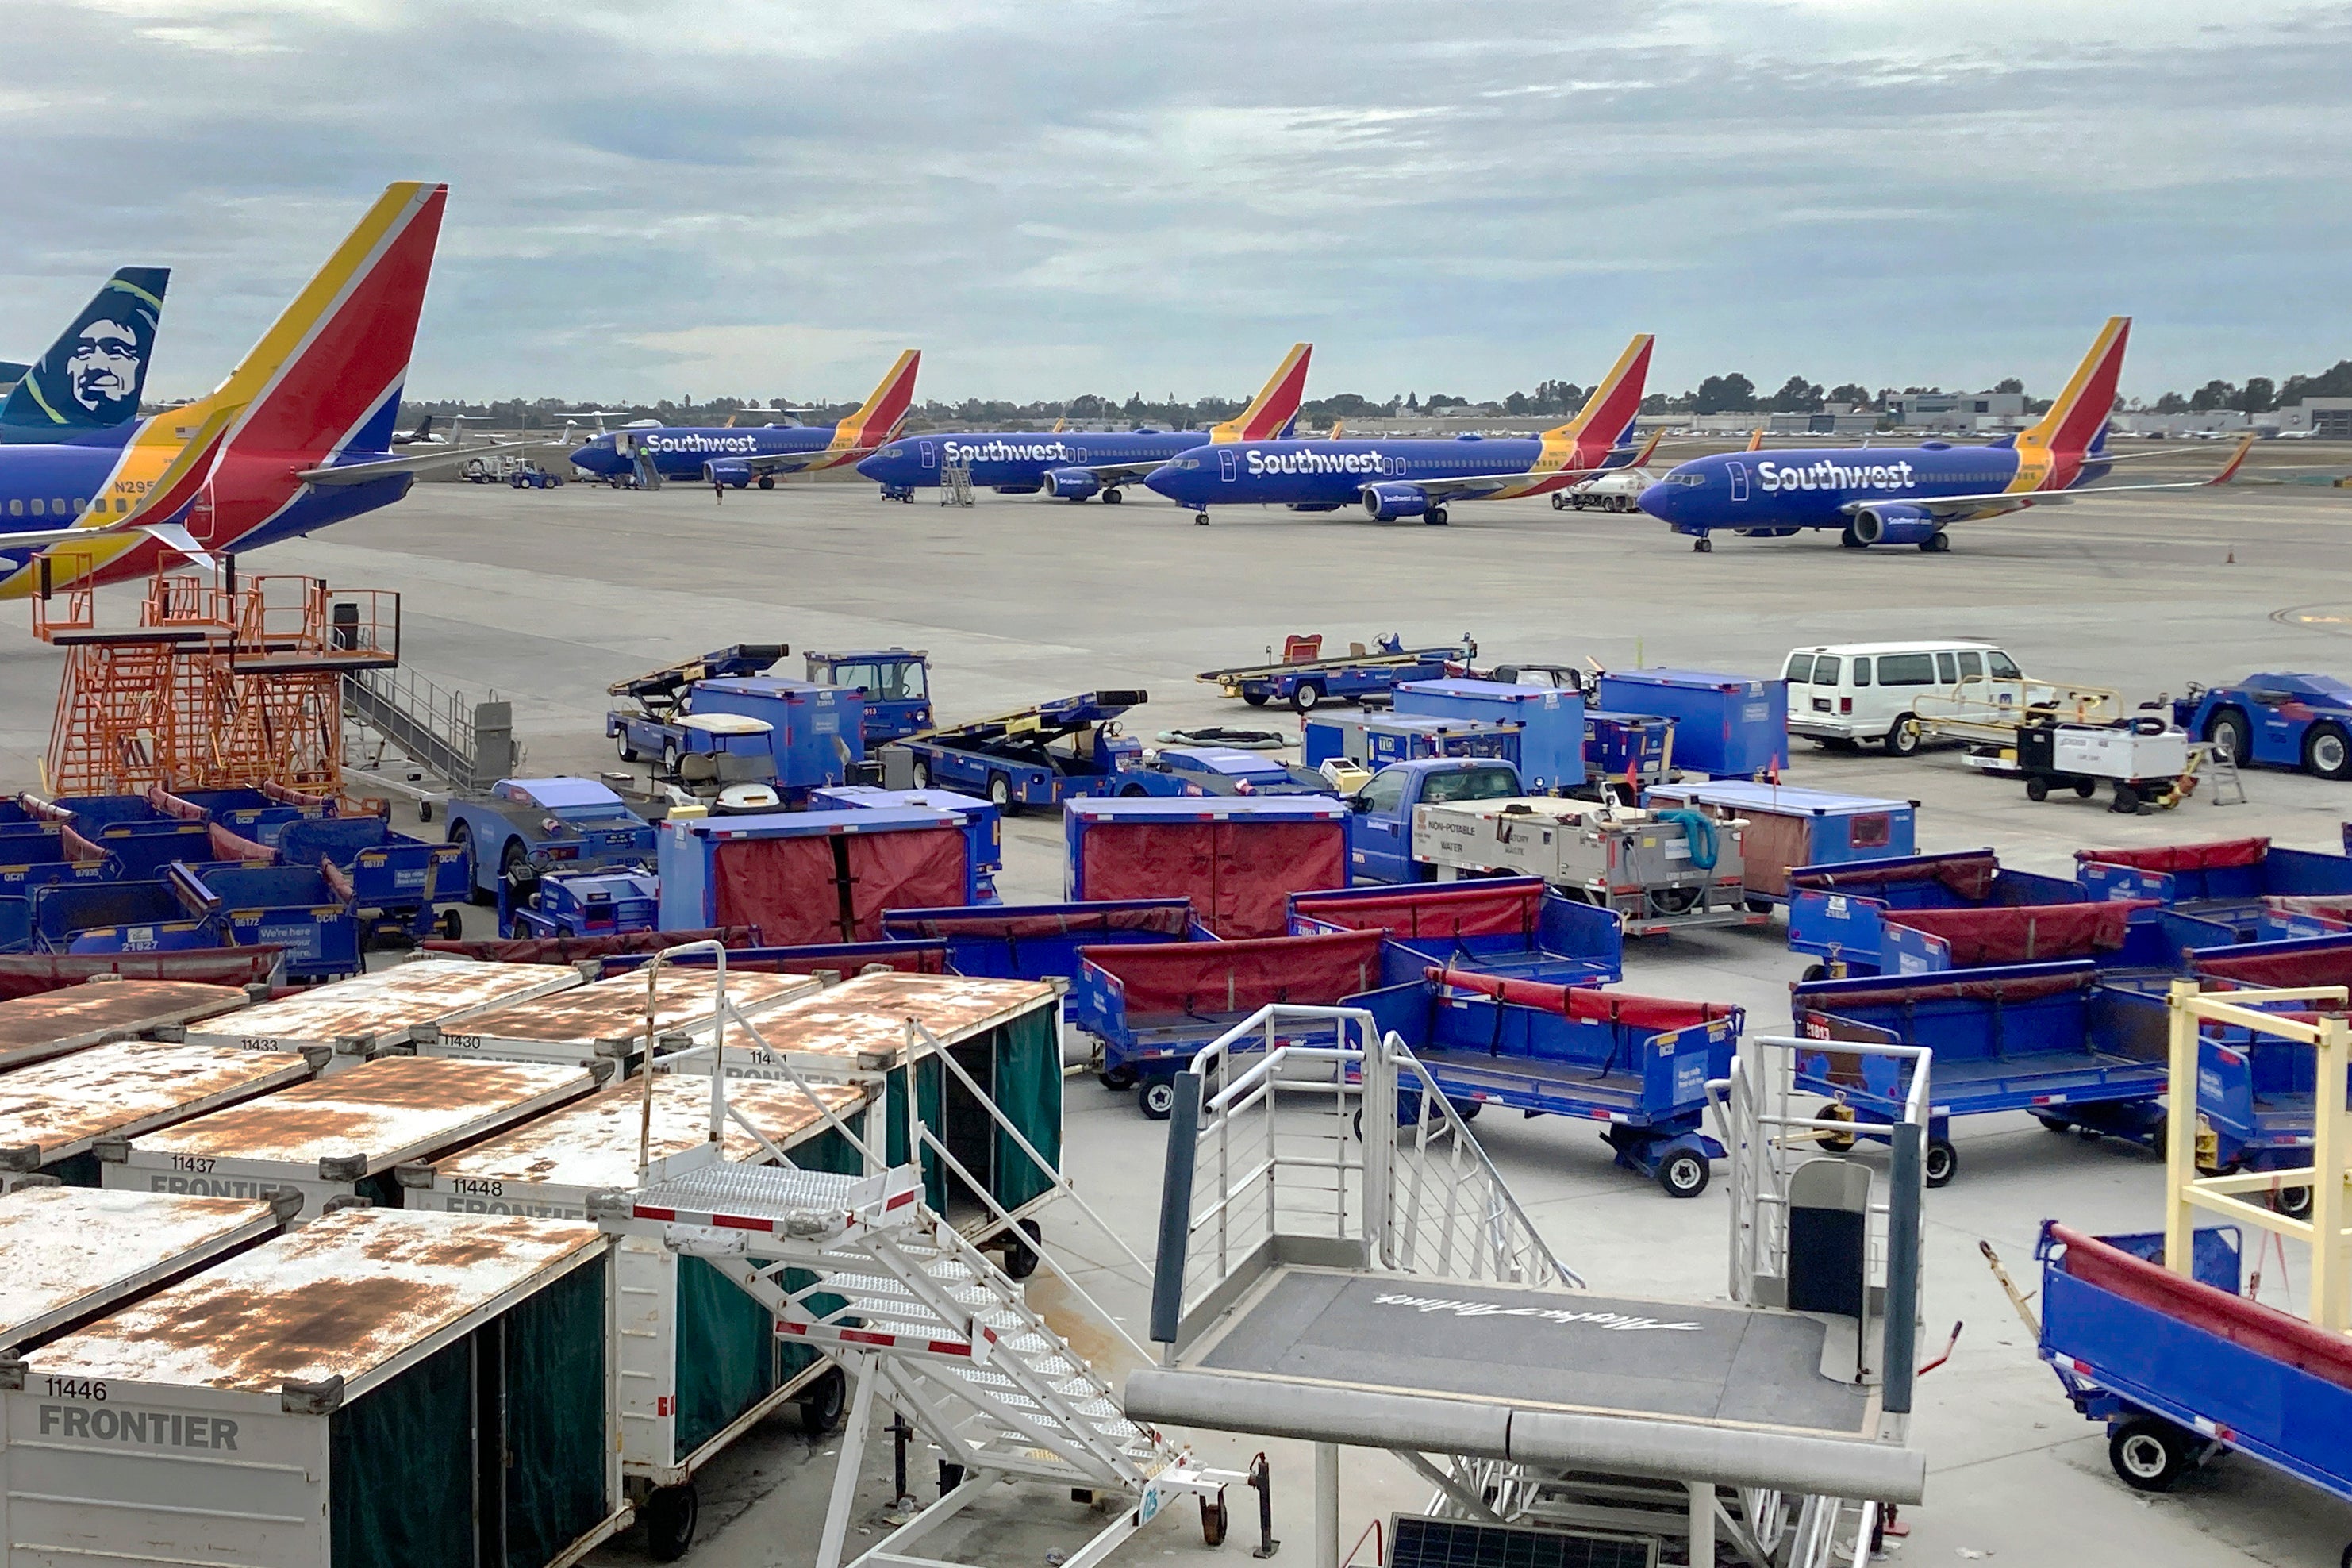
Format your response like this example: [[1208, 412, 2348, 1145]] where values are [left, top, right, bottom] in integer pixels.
[[1636, 317, 2250, 553], [567, 350, 921, 490], [2, 268, 170, 444], [852, 343, 1312, 505], [1142, 335, 1654, 525], [0, 181, 488, 598]]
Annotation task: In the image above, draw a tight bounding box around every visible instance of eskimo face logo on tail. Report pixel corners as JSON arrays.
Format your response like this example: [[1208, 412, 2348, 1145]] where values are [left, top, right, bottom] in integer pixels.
[[19, 271, 164, 429]]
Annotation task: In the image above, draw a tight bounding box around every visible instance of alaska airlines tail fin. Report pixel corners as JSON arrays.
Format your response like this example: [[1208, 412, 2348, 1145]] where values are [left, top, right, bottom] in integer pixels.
[[2, 268, 168, 438], [1209, 344, 1312, 444], [2019, 317, 2129, 460], [1539, 334, 1654, 469], [828, 350, 921, 453]]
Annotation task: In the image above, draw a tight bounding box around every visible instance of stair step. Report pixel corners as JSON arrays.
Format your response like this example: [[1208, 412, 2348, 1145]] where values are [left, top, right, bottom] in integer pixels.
[[634, 1163, 907, 1232]]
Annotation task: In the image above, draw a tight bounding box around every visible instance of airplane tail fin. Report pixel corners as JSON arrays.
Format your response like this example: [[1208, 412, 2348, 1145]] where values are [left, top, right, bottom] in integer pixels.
[[2020, 317, 2130, 458], [1746, 428, 1764, 452], [2, 268, 169, 436], [1540, 334, 1654, 468], [829, 350, 921, 452], [1209, 344, 1312, 443]]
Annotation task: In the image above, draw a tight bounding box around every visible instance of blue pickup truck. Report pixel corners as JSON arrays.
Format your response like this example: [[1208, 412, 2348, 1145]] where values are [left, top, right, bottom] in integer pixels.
[[2172, 673, 2352, 779], [1335, 757, 1527, 884]]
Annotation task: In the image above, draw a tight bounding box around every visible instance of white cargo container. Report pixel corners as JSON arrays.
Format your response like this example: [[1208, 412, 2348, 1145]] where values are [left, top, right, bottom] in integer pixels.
[[1, 1208, 628, 1567], [0, 1185, 295, 1356], [102, 1055, 598, 1220], [0, 1040, 315, 1184], [402, 1074, 873, 1556], [410, 967, 818, 1070], [0, 978, 251, 1074], [181, 957, 585, 1074]]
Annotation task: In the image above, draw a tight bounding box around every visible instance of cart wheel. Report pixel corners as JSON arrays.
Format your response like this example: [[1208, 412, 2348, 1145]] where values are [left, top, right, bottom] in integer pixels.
[[1242, 692, 1269, 708], [1801, 963, 1829, 985], [2112, 782, 2141, 813], [1746, 897, 1774, 916], [1098, 1066, 1138, 1091], [1351, 1107, 1365, 1142], [436, 909, 463, 941], [417, 800, 433, 824], [1924, 1139, 1958, 1187], [2308, 723, 2352, 781], [911, 759, 931, 788], [1291, 681, 1326, 713], [2277, 1184, 2315, 1219], [2076, 1127, 2104, 1143], [1657, 1149, 1710, 1199], [986, 773, 1014, 813], [1817, 1102, 1858, 1153], [2073, 778, 2098, 798], [1001, 1218, 1043, 1280], [1447, 1097, 1482, 1122], [939, 1461, 966, 1497], [1139, 1078, 1178, 1120], [2024, 776, 2050, 802], [797, 1365, 847, 1435], [2034, 1113, 2072, 1134], [1201, 1492, 1229, 1547], [2108, 1418, 2192, 1493], [643, 1482, 699, 1561]]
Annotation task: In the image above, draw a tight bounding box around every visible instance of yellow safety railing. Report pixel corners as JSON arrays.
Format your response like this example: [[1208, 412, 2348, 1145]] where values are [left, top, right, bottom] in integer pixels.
[[2163, 979, 2352, 1332]]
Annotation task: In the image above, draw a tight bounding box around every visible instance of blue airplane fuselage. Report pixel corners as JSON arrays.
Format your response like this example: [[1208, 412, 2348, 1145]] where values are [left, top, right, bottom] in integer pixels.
[[1637, 440, 2113, 538], [1145, 434, 1548, 511], [571, 424, 837, 482], [855, 431, 1205, 495]]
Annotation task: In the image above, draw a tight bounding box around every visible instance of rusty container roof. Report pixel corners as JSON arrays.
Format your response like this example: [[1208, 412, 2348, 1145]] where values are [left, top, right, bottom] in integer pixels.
[[428, 1076, 872, 1191], [191, 959, 583, 1047], [447, 967, 820, 1045], [0, 1042, 311, 1161], [27, 1207, 604, 1395], [0, 1186, 280, 1343], [0, 979, 250, 1071], [129, 1055, 593, 1170], [747, 972, 1057, 1066]]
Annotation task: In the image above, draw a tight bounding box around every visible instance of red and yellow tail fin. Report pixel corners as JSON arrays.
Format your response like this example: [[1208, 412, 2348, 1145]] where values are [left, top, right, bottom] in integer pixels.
[[2021, 317, 2130, 459], [1538, 334, 1654, 471], [829, 349, 920, 452], [1209, 344, 1312, 443]]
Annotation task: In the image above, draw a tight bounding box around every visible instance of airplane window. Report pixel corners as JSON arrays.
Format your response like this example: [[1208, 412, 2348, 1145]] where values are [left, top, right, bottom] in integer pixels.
[[52, 498, 65, 516], [6, 500, 17, 517], [72, 498, 86, 515], [29, 499, 43, 517], [114, 497, 127, 513]]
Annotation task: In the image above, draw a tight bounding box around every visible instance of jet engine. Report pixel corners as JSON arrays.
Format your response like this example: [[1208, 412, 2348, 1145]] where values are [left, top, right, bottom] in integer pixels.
[[1849, 504, 1942, 548], [1360, 482, 1428, 521], [703, 459, 751, 488], [1041, 467, 1100, 501]]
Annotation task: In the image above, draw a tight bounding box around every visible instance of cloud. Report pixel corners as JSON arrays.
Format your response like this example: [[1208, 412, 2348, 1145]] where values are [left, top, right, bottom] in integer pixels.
[[0, 0, 2345, 403]]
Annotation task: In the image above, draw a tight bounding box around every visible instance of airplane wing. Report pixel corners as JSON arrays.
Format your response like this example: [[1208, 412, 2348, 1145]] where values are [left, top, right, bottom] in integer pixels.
[[734, 445, 870, 475], [1835, 436, 2257, 521], [0, 520, 215, 565], [1075, 459, 1172, 483], [1392, 447, 1647, 500], [296, 437, 548, 486]]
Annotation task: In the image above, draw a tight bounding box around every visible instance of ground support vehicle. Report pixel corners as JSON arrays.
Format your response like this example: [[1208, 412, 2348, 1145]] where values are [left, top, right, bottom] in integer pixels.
[[507, 867, 660, 940], [1197, 632, 1477, 713], [657, 806, 980, 941], [1581, 709, 1676, 790], [1302, 712, 1520, 771], [1339, 757, 1528, 885], [1116, 745, 1335, 798], [180, 957, 583, 1074], [2077, 836, 2352, 937], [442, 778, 657, 904], [1791, 960, 2170, 1185], [812, 784, 1001, 900], [2260, 895, 2352, 940], [1069, 928, 1386, 1116], [1643, 782, 1916, 909], [5, 1208, 631, 1568], [898, 690, 1147, 810], [882, 897, 1212, 983], [2172, 672, 2352, 779], [279, 814, 467, 944], [1412, 794, 1762, 937], [167, 861, 362, 981], [805, 648, 934, 743], [411, 967, 817, 1072], [605, 643, 791, 718], [1286, 877, 1622, 986], [405, 1072, 871, 1558], [1595, 668, 1789, 778], [0, 977, 250, 1074], [0, 1038, 313, 1185], [1354, 967, 1742, 1197], [1066, 796, 1350, 937], [1788, 848, 2114, 980], [1390, 678, 1587, 790], [1781, 640, 2039, 753], [2012, 717, 2199, 812], [2037, 986, 2352, 1537]]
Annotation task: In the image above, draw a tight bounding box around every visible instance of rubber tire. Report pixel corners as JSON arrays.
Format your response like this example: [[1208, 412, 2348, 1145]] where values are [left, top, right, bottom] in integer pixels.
[[1201, 1493, 1229, 1547], [1426, 506, 1449, 525], [2025, 775, 2051, 802], [617, 732, 639, 763], [1920, 532, 1952, 553], [1693, 536, 1713, 553], [1840, 525, 1866, 548], [1801, 963, 1829, 984], [758, 475, 774, 490], [797, 1365, 847, 1435], [2306, 722, 2352, 781], [1139, 1078, 1177, 1120], [436, 908, 463, 941], [1746, 897, 1774, 915], [1448, 1097, 1482, 1122], [2206, 709, 2250, 766], [1883, 715, 1922, 757], [662, 743, 680, 779], [2109, 1418, 2192, 1493], [1657, 1150, 1709, 1199], [986, 773, 1013, 812], [2074, 778, 2099, 798], [2277, 1184, 2315, 1219], [451, 823, 494, 905], [910, 759, 931, 788], [417, 799, 433, 824], [1098, 1066, 1138, 1090], [1817, 1103, 1858, 1152], [644, 1483, 698, 1562], [1925, 1139, 1958, 1187], [2035, 1113, 2073, 1134], [2112, 782, 2141, 813], [1291, 682, 1325, 713], [1103, 488, 1123, 505], [1242, 692, 1269, 707]]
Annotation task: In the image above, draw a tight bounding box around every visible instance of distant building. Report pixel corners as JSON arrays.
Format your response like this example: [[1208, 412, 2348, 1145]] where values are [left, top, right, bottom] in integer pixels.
[[1885, 390, 2029, 429], [2270, 398, 2352, 439]]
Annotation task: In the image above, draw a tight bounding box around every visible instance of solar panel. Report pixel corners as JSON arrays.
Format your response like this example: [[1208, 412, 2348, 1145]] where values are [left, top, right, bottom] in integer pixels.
[[1387, 1514, 1659, 1568]]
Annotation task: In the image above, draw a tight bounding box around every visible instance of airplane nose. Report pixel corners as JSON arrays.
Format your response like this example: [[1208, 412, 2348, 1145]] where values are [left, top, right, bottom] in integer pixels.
[[855, 455, 885, 480], [1637, 481, 1675, 518], [1142, 463, 1185, 500]]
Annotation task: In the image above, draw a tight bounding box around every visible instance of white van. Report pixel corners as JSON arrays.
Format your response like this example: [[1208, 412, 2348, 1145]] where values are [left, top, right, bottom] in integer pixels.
[[1781, 641, 2030, 755]]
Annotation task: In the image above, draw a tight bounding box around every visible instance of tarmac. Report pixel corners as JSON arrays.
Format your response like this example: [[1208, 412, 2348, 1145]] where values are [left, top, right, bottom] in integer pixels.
[[1, 461, 2349, 1566]]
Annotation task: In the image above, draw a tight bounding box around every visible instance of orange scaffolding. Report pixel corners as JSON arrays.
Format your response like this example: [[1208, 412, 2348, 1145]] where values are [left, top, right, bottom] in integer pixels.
[[35, 561, 400, 799]]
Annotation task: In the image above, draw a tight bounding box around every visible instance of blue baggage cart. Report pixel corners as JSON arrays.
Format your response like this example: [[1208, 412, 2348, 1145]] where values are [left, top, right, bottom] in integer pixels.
[[0, 831, 117, 900], [153, 785, 337, 847], [882, 898, 1212, 983], [2183, 933, 2352, 1185], [2075, 836, 2352, 938], [167, 862, 360, 980], [1787, 848, 2089, 978], [280, 816, 467, 944], [1866, 901, 2232, 986], [1644, 781, 1916, 909], [1351, 967, 1741, 1197], [1285, 878, 1622, 986], [1595, 667, 1789, 778], [32, 880, 207, 955], [0, 898, 27, 955], [1791, 961, 2171, 1185]]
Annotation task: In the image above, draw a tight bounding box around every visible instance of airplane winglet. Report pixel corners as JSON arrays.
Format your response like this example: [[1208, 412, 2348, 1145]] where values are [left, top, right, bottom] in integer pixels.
[[2210, 433, 2256, 486], [1631, 429, 1663, 466]]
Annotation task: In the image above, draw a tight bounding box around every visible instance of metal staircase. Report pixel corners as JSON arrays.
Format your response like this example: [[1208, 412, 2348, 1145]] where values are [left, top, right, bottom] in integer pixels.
[[940, 462, 974, 507], [341, 664, 516, 790]]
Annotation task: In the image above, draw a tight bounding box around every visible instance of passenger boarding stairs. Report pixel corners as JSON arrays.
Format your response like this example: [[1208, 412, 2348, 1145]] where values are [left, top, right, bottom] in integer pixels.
[[342, 663, 517, 791]]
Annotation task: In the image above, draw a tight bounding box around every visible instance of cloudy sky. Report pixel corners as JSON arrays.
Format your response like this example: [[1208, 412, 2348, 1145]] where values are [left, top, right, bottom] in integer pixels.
[[5, 0, 2346, 406]]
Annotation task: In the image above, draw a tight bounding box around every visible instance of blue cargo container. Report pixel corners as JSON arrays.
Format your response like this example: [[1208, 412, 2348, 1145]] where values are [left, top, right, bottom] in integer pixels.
[[1643, 781, 1916, 908], [1390, 678, 1586, 790], [811, 784, 1003, 902], [656, 805, 980, 943], [1301, 713, 1521, 771], [686, 677, 866, 794], [1597, 668, 1789, 778], [1584, 709, 1675, 789]]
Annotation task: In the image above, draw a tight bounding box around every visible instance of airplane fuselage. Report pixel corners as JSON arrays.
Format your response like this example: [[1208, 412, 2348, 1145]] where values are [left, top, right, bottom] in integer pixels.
[[570, 423, 840, 482], [1145, 435, 1555, 512], [856, 431, 1205, 494], [1636, 440, 2112, 538]]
